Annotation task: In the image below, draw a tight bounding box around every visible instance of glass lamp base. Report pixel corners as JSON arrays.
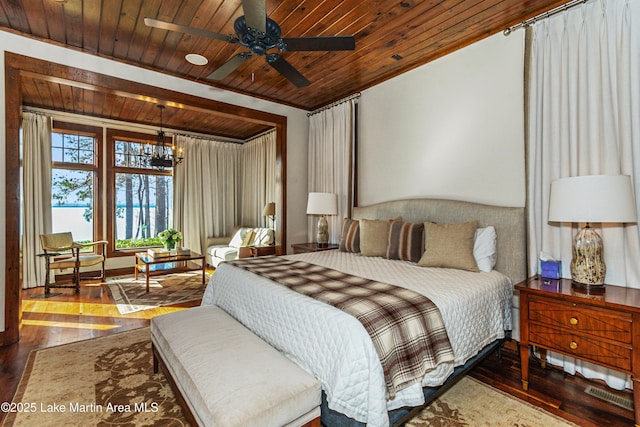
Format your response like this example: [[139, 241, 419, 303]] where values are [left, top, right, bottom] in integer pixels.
[[571, 281, 606, 295], [316, 216, 329, 246], [570, 224, 606, 286]]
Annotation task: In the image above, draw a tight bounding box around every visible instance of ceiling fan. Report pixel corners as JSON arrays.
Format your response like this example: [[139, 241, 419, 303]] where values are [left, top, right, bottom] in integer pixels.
[[144, 0, 356, 87]]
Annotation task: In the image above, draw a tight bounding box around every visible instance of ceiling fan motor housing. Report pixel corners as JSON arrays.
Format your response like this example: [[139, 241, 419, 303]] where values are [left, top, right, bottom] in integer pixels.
[[234, 16, 282, 55]]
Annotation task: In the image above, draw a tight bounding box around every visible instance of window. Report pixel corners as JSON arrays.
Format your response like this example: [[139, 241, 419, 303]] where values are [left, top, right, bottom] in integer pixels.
[[51, 123, 102, 245], [107, 130, 174, 255]]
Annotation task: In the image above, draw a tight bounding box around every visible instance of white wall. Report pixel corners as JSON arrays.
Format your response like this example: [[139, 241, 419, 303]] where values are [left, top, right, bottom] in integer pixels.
[[359, 31, 526, 208], [358, 31, 527, 339], [0, 31, 310, 332]]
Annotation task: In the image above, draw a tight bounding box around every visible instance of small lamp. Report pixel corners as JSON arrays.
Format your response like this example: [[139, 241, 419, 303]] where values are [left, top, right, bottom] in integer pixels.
[[548, 175, 637, 291], [306, 192, 338, 247], [262, 202, 275, 224], [262, 202, 276, 245]]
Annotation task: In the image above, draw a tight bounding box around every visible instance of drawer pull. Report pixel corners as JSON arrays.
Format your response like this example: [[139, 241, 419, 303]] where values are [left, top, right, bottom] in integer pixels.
[[569, 317, 578, 325], [570, 341, 578, 350]]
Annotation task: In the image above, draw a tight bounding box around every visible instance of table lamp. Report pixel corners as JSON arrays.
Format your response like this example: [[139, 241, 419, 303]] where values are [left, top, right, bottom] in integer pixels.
[[306, 192, 338, 247], [548, 175, 637, 290], [263, 202, 275, 224], [262, 202, 276, 245]]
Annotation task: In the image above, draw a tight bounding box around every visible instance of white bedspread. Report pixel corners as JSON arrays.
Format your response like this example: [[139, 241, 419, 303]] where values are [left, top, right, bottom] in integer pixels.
[[201, 250, 512, 427]]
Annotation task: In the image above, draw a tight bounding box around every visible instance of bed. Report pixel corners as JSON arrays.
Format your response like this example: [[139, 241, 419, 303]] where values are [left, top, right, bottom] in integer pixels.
[[201, 198, 526, 427]]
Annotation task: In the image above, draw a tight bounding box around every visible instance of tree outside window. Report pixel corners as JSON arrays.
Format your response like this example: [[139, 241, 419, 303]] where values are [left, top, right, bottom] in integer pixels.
[[108, 130, 174, 253]]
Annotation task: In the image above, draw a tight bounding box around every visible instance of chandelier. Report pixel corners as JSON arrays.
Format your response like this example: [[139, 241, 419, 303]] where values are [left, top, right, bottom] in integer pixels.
[[148, 105, 183, 169]]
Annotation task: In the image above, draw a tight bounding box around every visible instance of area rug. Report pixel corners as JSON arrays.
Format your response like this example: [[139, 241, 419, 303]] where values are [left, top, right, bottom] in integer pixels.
[[405, 376, 578, 427], [107, 271, 209, 314], [2, 328, 187, 427], [3, 328, 579, 427]]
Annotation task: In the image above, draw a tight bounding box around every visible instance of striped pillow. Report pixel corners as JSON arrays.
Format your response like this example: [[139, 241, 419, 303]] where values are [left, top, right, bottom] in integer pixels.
[[386, 221, 424, 263], [339, 218, 360, 253]]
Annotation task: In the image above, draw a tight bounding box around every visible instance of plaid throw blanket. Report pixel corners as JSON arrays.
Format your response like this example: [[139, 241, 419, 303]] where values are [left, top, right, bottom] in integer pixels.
[[228, 256, 455, 398]]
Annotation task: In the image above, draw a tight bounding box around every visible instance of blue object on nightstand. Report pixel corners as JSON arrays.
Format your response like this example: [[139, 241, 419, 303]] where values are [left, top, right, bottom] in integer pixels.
[[541, 278, 560, 292], [541, 260, 562, 279]]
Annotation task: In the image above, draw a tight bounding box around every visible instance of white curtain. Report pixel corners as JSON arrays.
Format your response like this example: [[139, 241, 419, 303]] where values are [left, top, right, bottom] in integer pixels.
[[240, 130, 277, 227], [21, 112, 53, 289], [173, 135, 242, 255], [307, 100, 357, 243], [527, 0, 640, 391]]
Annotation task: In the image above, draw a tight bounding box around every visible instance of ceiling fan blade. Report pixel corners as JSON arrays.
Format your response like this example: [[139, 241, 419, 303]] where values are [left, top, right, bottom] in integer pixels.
[[144, 17, 233, 43], [282, 36, 355, 52], [207, 54, 251, 80], [241, 0, 266, 33], [266, 54, 310, 88]]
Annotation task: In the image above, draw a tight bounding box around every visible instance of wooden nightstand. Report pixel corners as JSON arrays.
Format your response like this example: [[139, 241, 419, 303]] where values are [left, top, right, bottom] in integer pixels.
[[291, 242, 339, 254], [516, 276, 640, 425], [248, 245, 278, 257]]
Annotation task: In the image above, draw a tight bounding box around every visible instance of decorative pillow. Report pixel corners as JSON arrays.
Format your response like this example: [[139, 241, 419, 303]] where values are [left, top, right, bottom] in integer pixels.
[[386, 221, 424, 263], [474, 226, 497, 272], [418, 220, 480, 272], [241, 229, 256, 247], [359, 218, 400, 257], [339, 218, 360, 253]]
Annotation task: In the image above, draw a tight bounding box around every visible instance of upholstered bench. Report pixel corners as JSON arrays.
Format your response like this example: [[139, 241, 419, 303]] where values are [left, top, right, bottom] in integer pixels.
[[151, 305, 321, 427]]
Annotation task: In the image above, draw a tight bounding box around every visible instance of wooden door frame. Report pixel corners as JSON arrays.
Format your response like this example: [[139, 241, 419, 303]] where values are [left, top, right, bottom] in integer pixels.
[[2, 52, 288, 346]]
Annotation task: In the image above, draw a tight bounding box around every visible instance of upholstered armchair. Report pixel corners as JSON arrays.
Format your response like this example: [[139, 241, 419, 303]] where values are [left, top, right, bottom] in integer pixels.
[[39, 232, 108, 295]]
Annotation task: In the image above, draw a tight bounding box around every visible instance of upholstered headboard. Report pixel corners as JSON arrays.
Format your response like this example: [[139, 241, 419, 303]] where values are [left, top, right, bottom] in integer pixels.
[[353, 198, 527, 285]]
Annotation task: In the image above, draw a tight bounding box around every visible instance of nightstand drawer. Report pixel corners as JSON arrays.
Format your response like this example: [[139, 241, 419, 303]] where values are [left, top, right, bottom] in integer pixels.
[[529, 296, 632, 343], [529, 323, 632, 372]]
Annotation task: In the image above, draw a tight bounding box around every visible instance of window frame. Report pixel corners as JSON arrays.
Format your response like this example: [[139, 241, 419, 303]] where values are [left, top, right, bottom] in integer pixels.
[[51, 121, 104, 253], [106, 128, 173, 258]]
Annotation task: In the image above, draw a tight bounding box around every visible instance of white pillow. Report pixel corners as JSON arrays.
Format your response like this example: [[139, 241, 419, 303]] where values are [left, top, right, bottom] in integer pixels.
[[474, 226, 497, 272], [228, 228, 248, 248]]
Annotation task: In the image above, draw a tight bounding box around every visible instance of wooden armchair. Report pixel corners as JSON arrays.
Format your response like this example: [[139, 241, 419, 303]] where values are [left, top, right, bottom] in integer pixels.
[[39, 232, 108, 295]]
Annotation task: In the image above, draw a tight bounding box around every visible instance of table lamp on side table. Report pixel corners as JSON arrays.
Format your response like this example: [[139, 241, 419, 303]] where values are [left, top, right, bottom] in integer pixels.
[[306, 192, 338, 247], [548, 174, 637, 292]]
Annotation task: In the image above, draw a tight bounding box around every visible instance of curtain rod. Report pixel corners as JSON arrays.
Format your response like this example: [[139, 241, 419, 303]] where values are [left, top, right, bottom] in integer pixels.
[[247, 128, 276, 142], [308, 92, 361, 117], [175, 133, 245, 145], [503, 0, 588, 35], [23, 106, 244, 144]]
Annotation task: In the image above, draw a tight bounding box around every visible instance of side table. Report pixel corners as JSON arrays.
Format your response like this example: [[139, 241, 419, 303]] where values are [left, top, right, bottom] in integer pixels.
[[516, 276, 640, 426], [249, 245, 278, 257]]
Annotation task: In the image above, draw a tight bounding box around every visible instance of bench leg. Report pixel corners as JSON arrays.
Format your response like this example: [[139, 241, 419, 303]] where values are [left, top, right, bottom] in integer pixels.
[[152, 343, 159, 374]]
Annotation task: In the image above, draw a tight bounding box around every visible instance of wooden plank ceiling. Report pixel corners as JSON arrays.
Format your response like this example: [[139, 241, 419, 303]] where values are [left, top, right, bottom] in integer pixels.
[[0, 0, 569, 140]]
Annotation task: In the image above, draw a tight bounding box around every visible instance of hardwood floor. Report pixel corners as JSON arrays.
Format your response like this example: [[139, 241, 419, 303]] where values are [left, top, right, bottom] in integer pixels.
[[470, 341, 635, 426], [0, 278, 201, 425], [1, 281, 636, 426]]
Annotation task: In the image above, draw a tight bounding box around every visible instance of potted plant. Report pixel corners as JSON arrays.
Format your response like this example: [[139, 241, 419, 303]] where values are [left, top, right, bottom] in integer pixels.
[[158, 228, 183, 250]]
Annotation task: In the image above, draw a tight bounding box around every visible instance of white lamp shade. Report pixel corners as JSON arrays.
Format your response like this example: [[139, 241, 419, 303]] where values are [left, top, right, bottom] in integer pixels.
[[306, 192, 338, 215], [548, 175, 637, 223]]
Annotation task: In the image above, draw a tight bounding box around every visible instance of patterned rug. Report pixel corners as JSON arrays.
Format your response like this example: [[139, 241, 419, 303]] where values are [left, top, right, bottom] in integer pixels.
[[405, 376, 578, 427], [3, 328, 578, 427], [107, 271, 209, 314], [2, 328, 188, 427]]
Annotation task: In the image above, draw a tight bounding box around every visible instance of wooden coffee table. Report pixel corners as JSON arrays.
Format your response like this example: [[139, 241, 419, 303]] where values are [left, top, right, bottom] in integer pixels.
[[135, 250, 206, 292]]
